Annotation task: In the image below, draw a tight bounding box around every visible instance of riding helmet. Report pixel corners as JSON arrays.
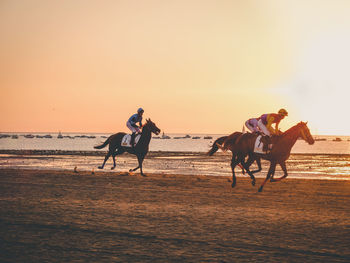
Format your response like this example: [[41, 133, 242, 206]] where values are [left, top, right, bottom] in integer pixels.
[[278, 108, 288, 116]]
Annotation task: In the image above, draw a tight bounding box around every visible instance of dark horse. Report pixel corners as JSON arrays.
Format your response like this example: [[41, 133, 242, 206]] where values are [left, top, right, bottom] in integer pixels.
[[208, 133, 257, 188], [94, 119, 160, 176], [208, 122, 315, 191]]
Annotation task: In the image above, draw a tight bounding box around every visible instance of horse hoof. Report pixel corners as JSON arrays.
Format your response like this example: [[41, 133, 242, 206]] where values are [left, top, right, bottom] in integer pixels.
[[231, 183, 236, 188], [141, 174, 147, 177], [111, 167, 115, 170], [129, 169, 133, 172], [252, 180, 256, 186], [258, 187, 263, 192], [98, 166, 103, 169]]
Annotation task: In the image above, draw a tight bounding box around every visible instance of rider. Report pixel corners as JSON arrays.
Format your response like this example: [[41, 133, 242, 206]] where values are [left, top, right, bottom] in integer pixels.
[[127, 107, 144, 147], [257, 108, 288, 136]]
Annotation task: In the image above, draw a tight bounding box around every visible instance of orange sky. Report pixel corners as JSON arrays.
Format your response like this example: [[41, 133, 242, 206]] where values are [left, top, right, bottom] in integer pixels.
[[1, 0, 350, 135]]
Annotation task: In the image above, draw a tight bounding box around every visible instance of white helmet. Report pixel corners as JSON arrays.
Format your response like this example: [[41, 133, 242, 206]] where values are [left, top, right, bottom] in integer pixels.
[[137, 107, 144, 113]]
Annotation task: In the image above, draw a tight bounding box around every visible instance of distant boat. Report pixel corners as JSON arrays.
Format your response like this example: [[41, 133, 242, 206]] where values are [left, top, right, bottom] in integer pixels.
[[24, 134, 35, 138], [315, 138, 327, 141], [161, 132, 171, 139], [204, 136, 212, 139], [192, 136, 201, 139], [57, 132, 63, 139], [173, 135, 192, 139], [11, 135, 18, 139], [333, 137, 342, 142], [43, 135, 52, 138]]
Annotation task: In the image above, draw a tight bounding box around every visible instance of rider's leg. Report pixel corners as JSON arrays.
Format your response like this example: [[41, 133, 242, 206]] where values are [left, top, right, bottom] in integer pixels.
[[257, 120, 270, 136], [127, 122, 138, 147], [130, 132, 136, 147], [257, 120, 271, 152], [245, 120, 255, 133]]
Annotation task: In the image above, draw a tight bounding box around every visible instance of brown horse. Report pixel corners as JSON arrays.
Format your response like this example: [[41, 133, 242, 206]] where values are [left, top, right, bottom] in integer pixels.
[[208, 122, 315, 191], [94, 119, 160, 176], [208, 133, 257, 188]]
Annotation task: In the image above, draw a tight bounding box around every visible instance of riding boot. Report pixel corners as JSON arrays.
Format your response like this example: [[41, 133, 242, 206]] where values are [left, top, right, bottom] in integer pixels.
[[262, 136, 271, 152], [131, 132, 136, 148]]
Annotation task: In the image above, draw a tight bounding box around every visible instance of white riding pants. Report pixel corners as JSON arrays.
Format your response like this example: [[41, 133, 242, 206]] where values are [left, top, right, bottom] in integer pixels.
[[245, 118, 259, 133], [257, 119, 271, 136], [126, 122, 140, 133]]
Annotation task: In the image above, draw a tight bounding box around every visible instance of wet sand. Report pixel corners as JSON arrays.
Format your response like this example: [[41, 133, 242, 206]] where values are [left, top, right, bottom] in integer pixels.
[[1, 168, 350, 262]]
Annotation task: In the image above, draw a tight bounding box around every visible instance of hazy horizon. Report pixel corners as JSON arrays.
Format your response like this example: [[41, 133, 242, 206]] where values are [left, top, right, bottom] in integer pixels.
[[0, 130, 349, 137]]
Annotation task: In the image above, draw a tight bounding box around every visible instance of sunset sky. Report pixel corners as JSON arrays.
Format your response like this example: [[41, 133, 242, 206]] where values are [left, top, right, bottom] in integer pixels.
[[1, 0, 350, 135]]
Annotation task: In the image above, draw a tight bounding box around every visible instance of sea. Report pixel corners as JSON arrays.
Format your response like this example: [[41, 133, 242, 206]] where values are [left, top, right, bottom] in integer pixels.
[[1, 132, 350, 180]]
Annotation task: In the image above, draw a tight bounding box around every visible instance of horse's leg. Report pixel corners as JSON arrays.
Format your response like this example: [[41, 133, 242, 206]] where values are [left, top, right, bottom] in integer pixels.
[[238, 163, 245, 174], [137, 153, 146, 176], [98, 152, 111, 169], [240, 156, 256, 186], [248, 156, 262, 175], [111, 148, 125, 170], [230, 155, 239, 188], [271, 161, 288, 182], [258, 162, 276, 192], [129, 166, 139, 172]]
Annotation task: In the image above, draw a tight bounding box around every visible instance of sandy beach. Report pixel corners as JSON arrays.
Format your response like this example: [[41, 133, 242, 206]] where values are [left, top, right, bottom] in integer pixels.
[[1, 168, 350, 262]]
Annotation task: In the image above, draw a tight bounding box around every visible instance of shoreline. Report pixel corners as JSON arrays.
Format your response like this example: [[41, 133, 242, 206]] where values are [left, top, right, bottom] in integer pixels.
[[1, 151, 350, 181], [1, 149, 350, 157]]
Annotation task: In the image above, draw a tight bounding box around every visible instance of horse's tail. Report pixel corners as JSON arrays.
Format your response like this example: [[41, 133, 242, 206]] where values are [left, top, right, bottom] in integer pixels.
[[207, 136, 228, 156], [94, 137, 110, 149]]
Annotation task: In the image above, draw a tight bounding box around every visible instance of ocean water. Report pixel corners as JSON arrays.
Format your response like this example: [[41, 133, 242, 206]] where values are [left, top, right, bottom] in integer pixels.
[[1, 133, 350, 180], [0, 132, 350, 154]]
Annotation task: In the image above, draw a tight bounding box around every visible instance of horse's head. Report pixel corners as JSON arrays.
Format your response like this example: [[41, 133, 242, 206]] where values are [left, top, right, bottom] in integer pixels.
[[143, 118, 161, 135], [298, 122, 315, 145]]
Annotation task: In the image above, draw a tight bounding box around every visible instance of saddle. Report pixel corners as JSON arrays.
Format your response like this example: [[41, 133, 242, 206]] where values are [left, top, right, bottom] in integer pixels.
[[254, 134, 277, 154], [121, 134, 141, 147]]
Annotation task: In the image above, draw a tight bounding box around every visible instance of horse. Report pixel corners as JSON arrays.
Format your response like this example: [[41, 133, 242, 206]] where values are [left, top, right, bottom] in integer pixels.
[[207, 133, 257, 188], [94, 119, 160, 176], [208, 122, 315, 191]]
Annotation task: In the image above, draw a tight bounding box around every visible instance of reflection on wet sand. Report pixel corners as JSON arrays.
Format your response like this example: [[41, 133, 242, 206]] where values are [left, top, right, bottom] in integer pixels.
[[1, 152, 349, 180]]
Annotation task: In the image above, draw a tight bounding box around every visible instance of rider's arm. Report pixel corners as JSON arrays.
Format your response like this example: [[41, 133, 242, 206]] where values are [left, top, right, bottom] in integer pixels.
[[266, 115, 276, 134], [128, 115, 139, 128], [275, 120, 281, 134], [275, 119, 281, 135]]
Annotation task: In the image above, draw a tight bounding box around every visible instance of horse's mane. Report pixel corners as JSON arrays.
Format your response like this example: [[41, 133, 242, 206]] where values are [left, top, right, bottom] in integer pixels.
[[281, 122, 304, 138], [142, 119, 152, 128]]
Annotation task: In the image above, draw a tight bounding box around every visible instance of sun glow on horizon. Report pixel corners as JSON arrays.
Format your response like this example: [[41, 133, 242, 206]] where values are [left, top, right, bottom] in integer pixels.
[[1, 1, 350, 136]]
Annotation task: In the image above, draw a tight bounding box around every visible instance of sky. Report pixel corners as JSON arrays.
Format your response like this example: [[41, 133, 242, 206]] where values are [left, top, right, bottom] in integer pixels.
[[1, 0, 350, 135]]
